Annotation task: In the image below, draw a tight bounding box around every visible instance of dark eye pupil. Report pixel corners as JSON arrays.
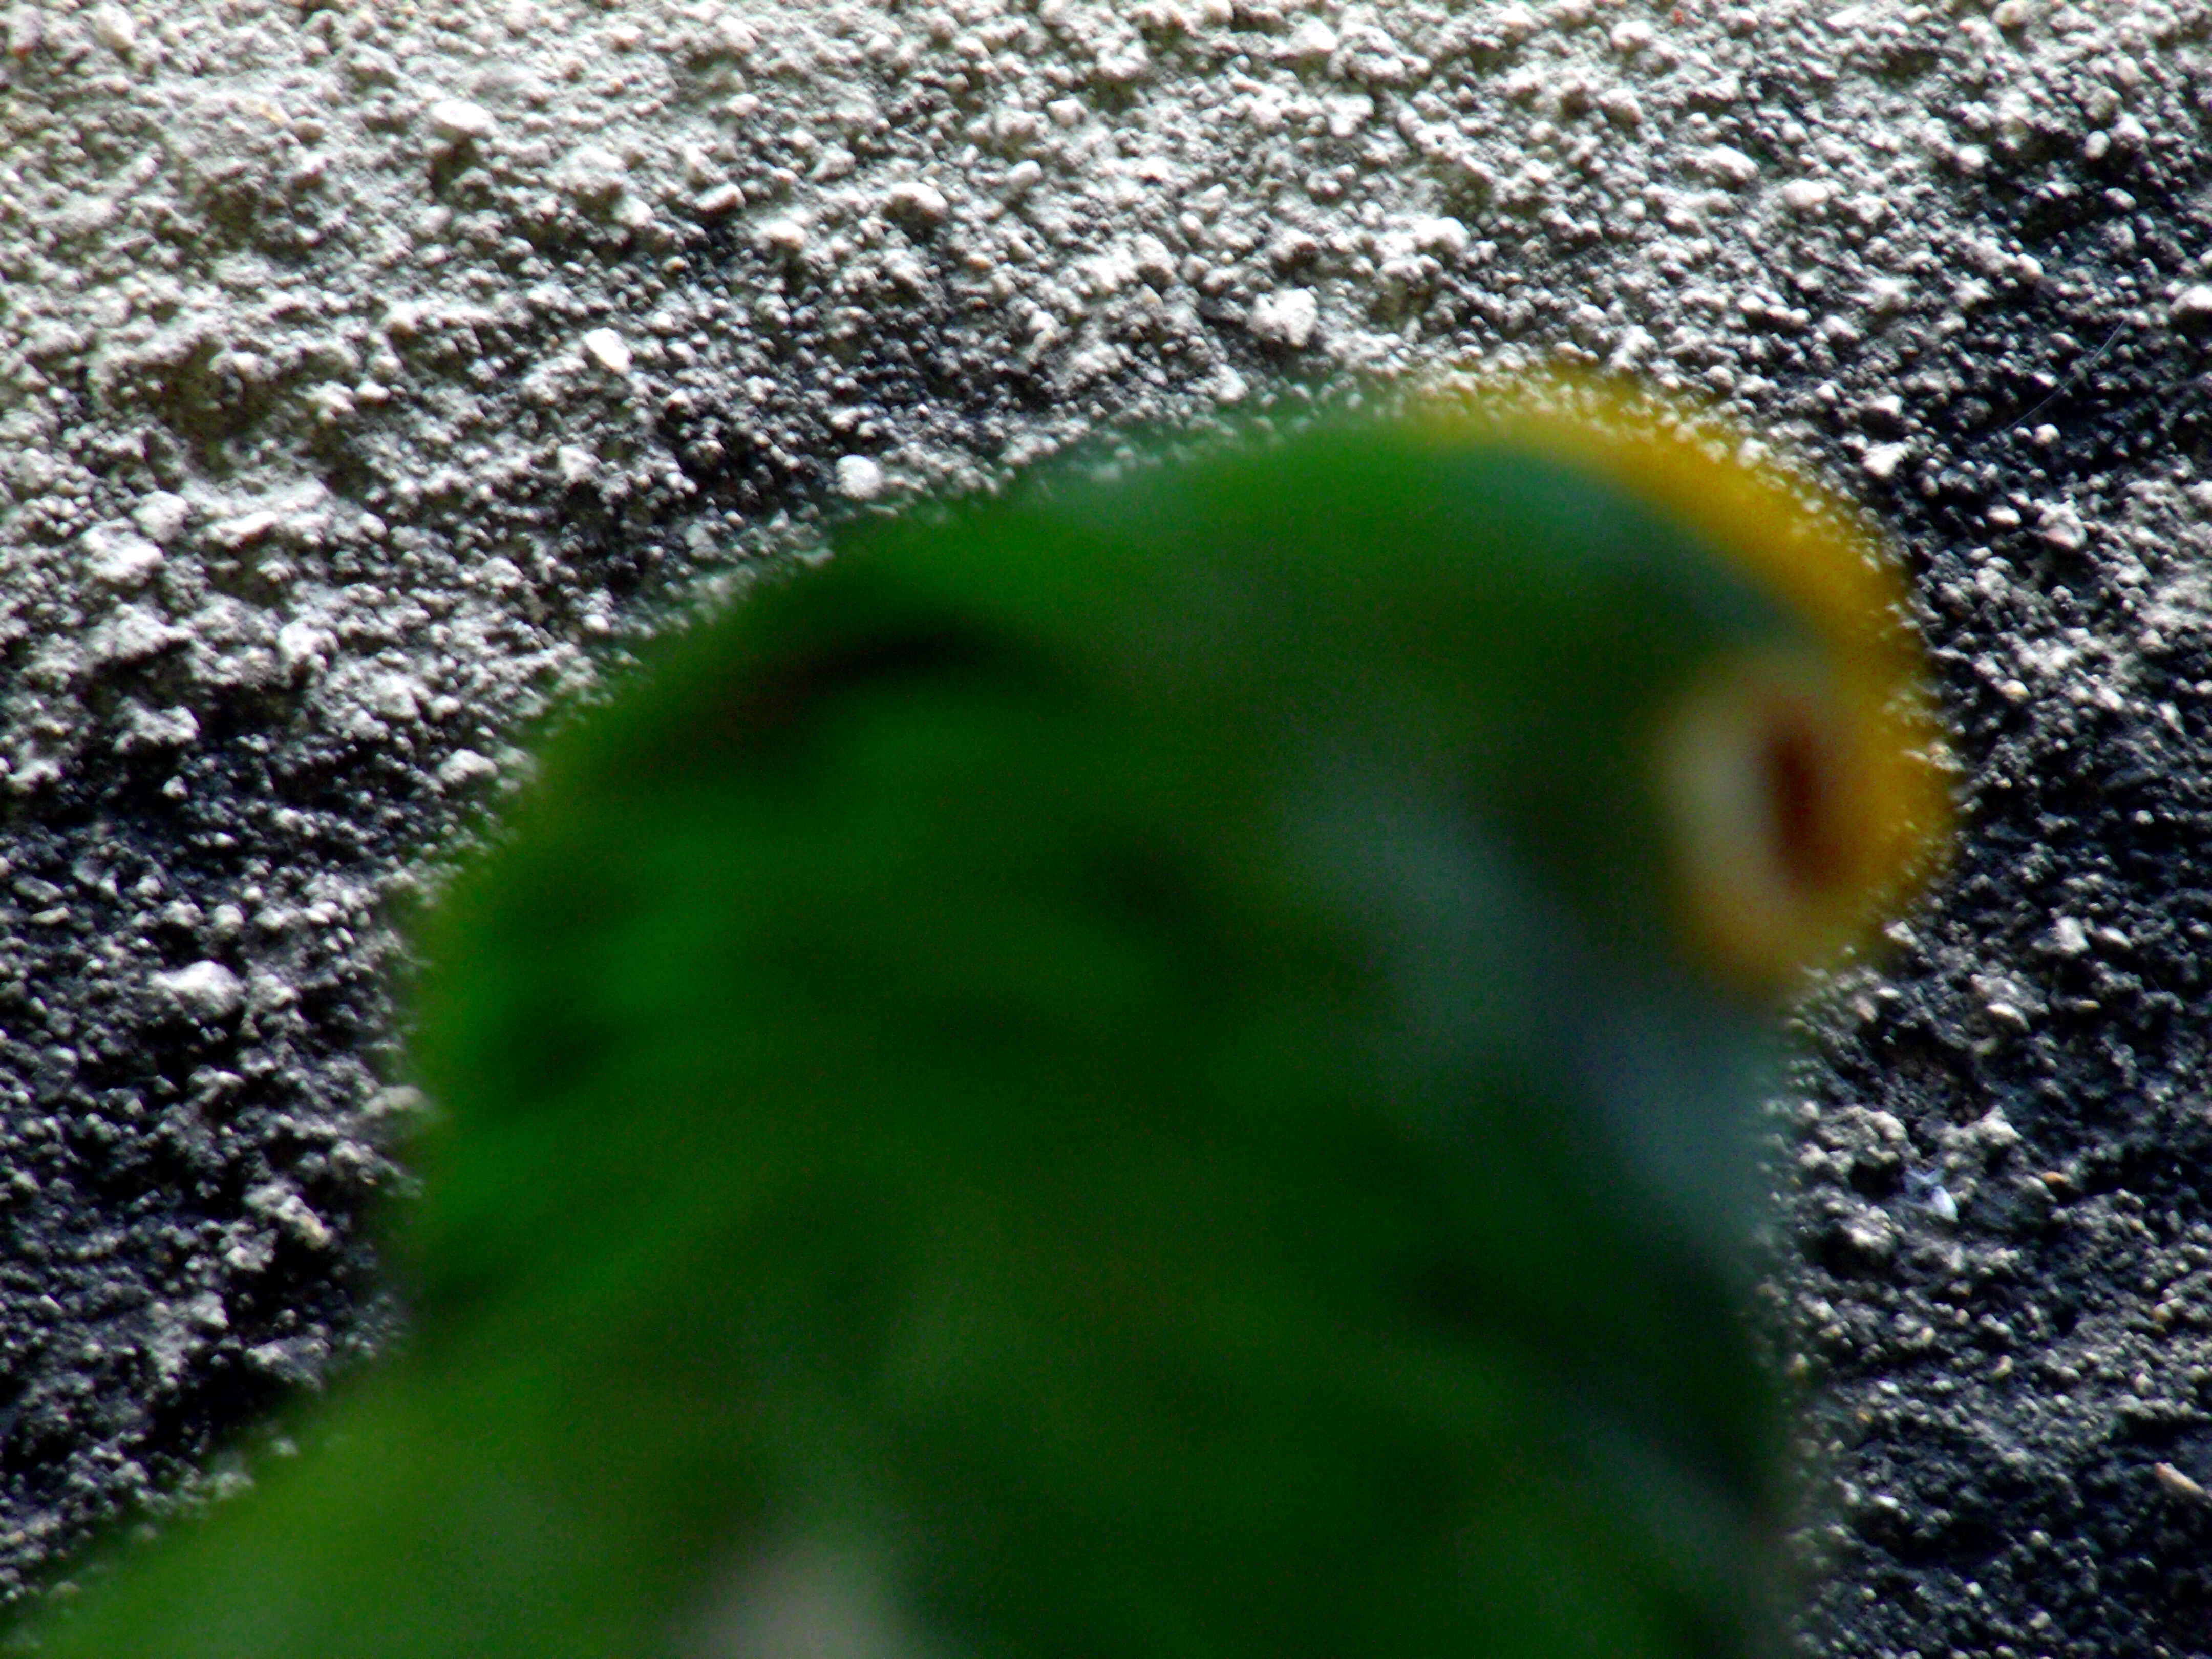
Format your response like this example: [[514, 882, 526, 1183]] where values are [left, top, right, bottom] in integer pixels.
[[1764, 712, 1844, 896]]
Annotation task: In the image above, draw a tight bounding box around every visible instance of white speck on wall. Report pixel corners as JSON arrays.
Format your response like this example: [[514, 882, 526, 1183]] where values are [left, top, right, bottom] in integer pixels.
[[1248, 288, 1319, 349], [1694, 145, 1761, 188], [130, 490, 190, 544], [115, 703, 200, 754], [87, 1, 134, 54], [1282, 18, 1336, 60], [79, 525, 164, 588], [2172, 284, 2212, 324], [1861, 442, 1911, 481], [885, 181, 947, 225], [1409, 216, 1470, 259], [426, 97, 497, 143], [151, 961, 245, 1024], [581, 329, 632, 374], [758, 217, 810, 253], [436, 748, 502, 791], [834, 456, 887, 502], [2038, 503, 2088, 552]]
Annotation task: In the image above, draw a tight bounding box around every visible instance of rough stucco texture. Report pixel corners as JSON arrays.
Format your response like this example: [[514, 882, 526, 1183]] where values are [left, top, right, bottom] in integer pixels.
[[5, 1, 2212, 1654]]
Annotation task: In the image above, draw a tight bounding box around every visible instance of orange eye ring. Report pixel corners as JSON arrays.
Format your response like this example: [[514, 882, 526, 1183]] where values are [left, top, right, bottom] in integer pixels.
[[1655, 653, 1868, 989]]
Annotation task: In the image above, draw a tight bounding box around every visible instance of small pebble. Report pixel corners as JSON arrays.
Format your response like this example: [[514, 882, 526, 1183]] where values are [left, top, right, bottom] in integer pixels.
[[2156, 1463, 2209, 1504], [152, 961, 245, 1024], [1862, 442, 1911, 480], [2171, 285, 2212, 324], [80, 525, 163, 588], [1696, 146, 1760, 188], [426, 98, 497, 143], [580, 328, 632, 374], [758, 217, 810, 252], [885, 182, 947, 225], [834, 455, 886, 501], [87, 1, 133, 53], [1248, 288, 1320, 349]]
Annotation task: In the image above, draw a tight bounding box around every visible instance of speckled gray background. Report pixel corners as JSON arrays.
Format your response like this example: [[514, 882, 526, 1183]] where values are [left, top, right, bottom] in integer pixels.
[[4, 2, 2211, 1653]]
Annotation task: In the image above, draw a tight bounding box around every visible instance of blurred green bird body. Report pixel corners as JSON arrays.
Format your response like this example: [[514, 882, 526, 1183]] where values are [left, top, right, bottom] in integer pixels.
[[29, 384, 1946, 1658]]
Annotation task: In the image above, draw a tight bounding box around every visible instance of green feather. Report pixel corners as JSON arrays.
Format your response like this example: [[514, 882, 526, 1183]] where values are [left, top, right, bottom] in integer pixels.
[[26, 391, 1944, 1658]]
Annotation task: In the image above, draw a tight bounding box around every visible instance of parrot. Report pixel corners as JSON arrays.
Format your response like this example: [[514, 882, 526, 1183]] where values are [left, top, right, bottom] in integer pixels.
[[24, 376, 1948, 1659]]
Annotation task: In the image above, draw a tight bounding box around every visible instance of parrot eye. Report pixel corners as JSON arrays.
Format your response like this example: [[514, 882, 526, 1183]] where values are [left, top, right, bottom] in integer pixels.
[[1656, 654, 1867, 990], [1759, 701, 1847, 897]]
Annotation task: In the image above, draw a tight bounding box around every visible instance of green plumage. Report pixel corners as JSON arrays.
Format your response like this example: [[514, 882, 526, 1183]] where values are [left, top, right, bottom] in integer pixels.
[[27, 399, 1941, 1658]]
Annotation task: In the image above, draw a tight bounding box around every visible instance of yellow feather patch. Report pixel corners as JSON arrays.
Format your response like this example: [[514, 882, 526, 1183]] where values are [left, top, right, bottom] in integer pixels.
[[1411, 371, 1952, 991]]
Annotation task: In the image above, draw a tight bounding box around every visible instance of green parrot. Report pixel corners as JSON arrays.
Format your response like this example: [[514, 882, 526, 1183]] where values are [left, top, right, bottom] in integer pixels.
[[27, 379, 1947, 1659]]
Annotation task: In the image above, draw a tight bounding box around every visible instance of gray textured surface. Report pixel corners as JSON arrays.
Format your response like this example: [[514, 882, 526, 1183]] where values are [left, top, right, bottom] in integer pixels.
[[2, 1, 2210, 1653]]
